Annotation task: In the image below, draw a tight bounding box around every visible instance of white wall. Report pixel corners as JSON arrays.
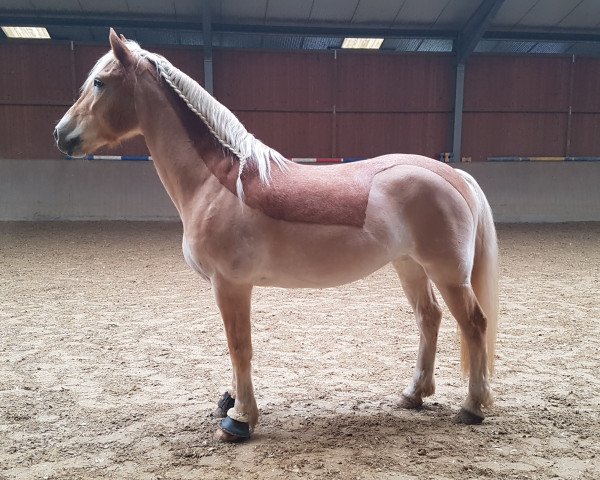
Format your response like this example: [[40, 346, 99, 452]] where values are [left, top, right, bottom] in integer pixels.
[[457, 162, 600, 222], [0, 159, 177, 221], [1, 159, 599, 222]]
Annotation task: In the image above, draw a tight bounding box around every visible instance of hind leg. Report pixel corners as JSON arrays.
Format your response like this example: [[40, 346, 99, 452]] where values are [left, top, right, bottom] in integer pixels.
[[393, 258, 443, 409], [436, 284, 492, 423]]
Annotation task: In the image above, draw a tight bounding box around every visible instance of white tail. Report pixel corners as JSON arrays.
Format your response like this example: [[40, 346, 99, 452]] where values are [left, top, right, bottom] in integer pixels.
[[456, 170, 499, 375]]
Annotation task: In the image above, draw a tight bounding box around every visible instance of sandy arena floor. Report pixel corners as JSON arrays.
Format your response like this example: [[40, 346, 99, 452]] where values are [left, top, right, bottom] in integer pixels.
[[1, 222, 599, 480]]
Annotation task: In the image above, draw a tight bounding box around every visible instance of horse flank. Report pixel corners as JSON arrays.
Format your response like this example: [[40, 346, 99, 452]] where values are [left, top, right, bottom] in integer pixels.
[[84, 40, 287, 199]]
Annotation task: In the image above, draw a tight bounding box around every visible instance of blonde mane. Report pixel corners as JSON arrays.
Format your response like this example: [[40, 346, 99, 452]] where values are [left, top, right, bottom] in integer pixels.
[[85, 41, 287, 199]]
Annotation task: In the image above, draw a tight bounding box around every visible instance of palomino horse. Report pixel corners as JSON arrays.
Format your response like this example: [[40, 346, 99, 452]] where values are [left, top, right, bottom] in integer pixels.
[[55, 30, 498, 442]]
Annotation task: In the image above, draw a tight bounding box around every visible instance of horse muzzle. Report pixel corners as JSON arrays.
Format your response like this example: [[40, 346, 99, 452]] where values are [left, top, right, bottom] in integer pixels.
[[54, 126, 84, 157]]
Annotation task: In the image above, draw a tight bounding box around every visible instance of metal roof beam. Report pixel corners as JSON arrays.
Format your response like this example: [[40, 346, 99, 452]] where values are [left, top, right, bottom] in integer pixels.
[[211, 23, 456, 38], [0, 13, 200, 32], [0, 13, 455, 39], [456, 0, 505, 64], [484, 30, 600, 43], [3, 11, 600, 44]]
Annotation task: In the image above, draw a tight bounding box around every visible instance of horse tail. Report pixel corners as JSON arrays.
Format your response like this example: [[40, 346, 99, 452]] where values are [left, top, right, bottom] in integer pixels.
[[456, 170, 499, 376]]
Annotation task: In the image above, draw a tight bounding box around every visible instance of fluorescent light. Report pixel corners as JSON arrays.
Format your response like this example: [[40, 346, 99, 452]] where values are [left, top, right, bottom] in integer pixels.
[[342, 38, 384, 49], [1, 26, 51, 39]]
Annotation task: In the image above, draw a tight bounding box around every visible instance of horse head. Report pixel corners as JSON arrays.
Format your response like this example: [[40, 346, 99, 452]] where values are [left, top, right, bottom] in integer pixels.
[[54, 29, 141, 157]]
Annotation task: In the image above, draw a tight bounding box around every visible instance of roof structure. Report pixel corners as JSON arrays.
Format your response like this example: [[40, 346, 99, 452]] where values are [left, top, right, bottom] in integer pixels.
[[1, 0, 600, 56]]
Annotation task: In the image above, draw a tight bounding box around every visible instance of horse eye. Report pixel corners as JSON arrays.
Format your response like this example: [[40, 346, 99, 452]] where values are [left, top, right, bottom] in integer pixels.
[[93, 78, 104, 88]]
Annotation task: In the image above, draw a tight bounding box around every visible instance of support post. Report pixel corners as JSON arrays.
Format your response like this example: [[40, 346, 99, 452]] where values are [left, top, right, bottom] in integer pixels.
[[452, 63, 465, 163], [565, 54, 575, 157], [456, 0, 506, 64], [451, 0, 504, 162], [202, 0, 214, 95]]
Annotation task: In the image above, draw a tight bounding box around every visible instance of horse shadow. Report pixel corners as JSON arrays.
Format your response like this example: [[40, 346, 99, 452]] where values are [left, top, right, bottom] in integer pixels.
[[250, 401, 487, 448]]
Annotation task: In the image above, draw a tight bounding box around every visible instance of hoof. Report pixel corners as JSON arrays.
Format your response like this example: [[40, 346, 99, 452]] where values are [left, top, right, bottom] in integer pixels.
[[454, 407, 484, 425], [212, 391, 235, 418], [218, 416, 251, 442], [396, 394, 423, 410], [214, 427, 245, 443]]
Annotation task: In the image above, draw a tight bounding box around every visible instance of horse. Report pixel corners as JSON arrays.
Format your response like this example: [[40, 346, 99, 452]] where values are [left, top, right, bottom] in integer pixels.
[[54, 29, 499, 442]]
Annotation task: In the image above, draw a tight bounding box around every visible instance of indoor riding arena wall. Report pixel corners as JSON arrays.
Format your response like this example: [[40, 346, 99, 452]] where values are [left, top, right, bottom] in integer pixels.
[[1, 42, 600, 222], [1, 159, 599, 222]]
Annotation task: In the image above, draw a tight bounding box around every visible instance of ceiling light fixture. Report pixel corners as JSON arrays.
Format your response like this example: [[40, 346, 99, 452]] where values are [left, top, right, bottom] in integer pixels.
[[341, 38, 384, 49], [1, 26, 51, 39]]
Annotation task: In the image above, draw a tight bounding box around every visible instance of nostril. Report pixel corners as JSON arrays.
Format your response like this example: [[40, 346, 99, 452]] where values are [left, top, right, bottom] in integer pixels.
[[53, 128, 59, 142]]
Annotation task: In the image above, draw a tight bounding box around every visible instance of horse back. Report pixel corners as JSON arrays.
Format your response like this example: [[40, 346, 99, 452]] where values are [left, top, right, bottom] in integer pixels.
[[212, 154, 472, 228]]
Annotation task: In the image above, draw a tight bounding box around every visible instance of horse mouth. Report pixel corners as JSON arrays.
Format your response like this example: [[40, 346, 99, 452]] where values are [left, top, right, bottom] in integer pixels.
[[56, 135, 85, 158], [67, 147, 86, 158]]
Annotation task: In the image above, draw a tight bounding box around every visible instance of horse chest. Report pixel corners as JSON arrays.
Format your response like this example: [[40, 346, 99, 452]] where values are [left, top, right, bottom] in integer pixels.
[[182, 236, 211, 281]]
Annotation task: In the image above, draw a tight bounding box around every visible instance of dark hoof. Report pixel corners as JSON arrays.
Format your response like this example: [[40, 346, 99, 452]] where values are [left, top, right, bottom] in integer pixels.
[[212, 391, 235, 418], [454, 408, 484, 425], [396, 394, 423, 410], [218, 416, 251, 441], [214, 427, 245, 443]]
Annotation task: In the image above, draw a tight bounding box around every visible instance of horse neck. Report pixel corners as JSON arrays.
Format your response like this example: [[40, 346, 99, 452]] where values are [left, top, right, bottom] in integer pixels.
[[133, 74, 236, 216]]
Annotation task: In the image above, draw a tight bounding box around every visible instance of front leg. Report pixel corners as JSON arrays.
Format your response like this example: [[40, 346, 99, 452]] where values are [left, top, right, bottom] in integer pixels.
[[212, 279, 257, 442]]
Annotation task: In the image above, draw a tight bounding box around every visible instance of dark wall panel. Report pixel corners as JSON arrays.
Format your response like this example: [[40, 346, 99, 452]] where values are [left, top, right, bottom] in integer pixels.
[[74, 45, 108, 90], [0, 44, 73, 106], [463, 113, 567, 161], [214, 50, 333, 111], [465, 56, 571, 112], [3, 42, 600, 162], [336, 113, 450, 158], [336, 53, 454, 112], [0, 105, 67, 158], [570, 114, 600, 155], [153, 47, 204, 84], [572, 58, 600, 113], [235, 111, 332, 157]]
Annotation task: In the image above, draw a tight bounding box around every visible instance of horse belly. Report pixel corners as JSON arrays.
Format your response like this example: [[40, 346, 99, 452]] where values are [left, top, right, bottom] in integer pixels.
[[252, 227, 395, 288]]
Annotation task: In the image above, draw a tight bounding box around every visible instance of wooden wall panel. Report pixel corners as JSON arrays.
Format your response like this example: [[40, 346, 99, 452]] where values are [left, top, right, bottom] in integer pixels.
[[336, 53, 454, 112], [462, 113, 567, 161], [235, 111, 332, 157], [0, 105, 67, 158], [336, 113, 450, 158], [572, 58, 600, 113], [3, 42, 600, 162], [0, 44, 73, 105], [152, 47, 204, 84], [465, 56, 571, 112], [570, 114, 600, 155], [74, 45, 108, 90], [214, 50, 333, 111]]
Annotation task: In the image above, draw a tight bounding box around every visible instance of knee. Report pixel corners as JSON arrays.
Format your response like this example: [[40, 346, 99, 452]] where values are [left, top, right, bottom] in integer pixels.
[[417, 302, 442, 329], [229, 344, 253, 364]]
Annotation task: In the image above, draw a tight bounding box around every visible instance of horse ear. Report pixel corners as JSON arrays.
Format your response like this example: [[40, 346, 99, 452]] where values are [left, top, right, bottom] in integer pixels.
[[109, 28, 134, 69]]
